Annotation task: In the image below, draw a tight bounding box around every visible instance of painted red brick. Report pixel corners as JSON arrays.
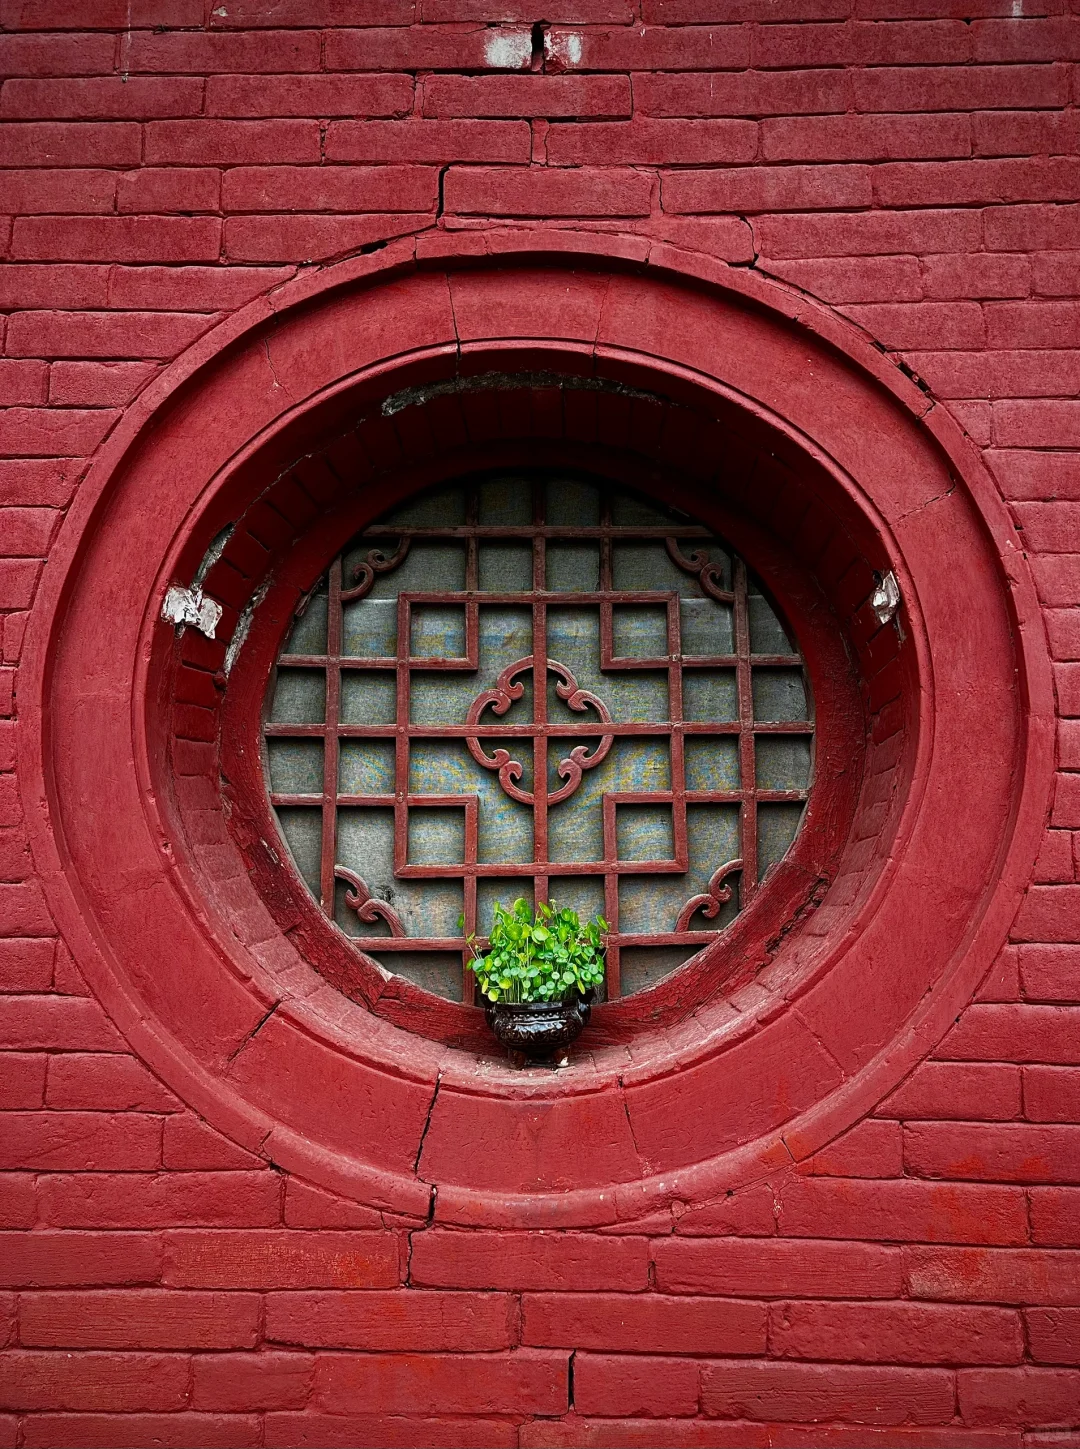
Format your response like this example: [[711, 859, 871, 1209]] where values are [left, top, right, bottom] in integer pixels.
[[522, 1293, 767, 1355], [0, 1052, 46, 1107], [777, 1175, 1029, 1245], [162, 1229, 400, 1289], [6, 310, 214, 360], [1, 121, 141, 167], [325, 120, 531, 164], [447, 166, 653, 218], [222, 165, 438, 214], [573, 1353, 700, 1417], [652, 1238, 902, 1298], [422, 75, 632, 119], [192, 1352, 313, 1412], [904, 1121, 1080, 1183], [205, 73, 413, 119], [282, 1179, 384, 1230], [1, 77, 204, 120], [877, 1062, 1022, 1120], [905, 1246, 1080, 1305], [0, 1351, 189, 1413], [410, 1231, 650, 1291], [769, 1300, 1024, 1365], [262, 1413, 517, 1449], [313, 1349, 567, 1416], [45, 1054, 181, 1112], [11, 216, 222, 265], [958, 1367, 1080, 1428], [699, 1360, 956, 1425], [37, 1170, 282, 1229], [48, 361, 158, 406], [19, 1414, 260, 1449], [0, 1233, 160, 1288], [20, 1290, 260, 1349], [144, 120, 321, 165], [265, 1289, 517, 1350]]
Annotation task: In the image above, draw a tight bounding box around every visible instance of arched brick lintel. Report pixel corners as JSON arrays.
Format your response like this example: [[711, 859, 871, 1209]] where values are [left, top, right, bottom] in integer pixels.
[[18, 231, 1054, 1227]]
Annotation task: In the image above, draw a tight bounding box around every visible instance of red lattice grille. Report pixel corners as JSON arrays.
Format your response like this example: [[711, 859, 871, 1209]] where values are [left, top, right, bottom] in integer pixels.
[[265, 472, 813, 1002]]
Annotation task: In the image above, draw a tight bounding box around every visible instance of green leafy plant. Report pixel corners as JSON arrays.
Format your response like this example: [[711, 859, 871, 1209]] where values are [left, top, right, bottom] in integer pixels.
[[461, 898, 607, 1004]]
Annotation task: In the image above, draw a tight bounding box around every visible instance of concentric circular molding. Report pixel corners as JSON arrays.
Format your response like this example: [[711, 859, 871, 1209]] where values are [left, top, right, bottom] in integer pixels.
[[21, 233, 1053, 1226]]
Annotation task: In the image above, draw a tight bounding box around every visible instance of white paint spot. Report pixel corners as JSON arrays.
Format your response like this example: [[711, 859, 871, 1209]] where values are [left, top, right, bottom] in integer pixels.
[[1011, 0, 1024, 15], [484, 28, 532, 70], [161, 585, 223, 640], [546, 29, 583, 67], [870, 571, 901, 626]]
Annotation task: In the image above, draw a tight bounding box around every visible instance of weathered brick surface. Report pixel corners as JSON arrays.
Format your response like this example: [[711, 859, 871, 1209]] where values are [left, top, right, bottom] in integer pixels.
[[1, 8, 1079, 1444]]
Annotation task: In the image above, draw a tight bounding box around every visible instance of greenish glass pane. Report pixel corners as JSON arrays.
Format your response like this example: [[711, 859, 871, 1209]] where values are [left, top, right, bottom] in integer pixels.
[[752, 668, 808, 722], [758, 802, 805, 879], [684, 670, 738, 723], [748, 584, 794, 653], [478, 542, 532, 592], [546, 739, 670, 864], [358, 540, 465, 601], [411, 607, 532, 726], [336, 806, 463, 938], [270, 668, 324, 724], [616, 804, 673, 862], [548, 606, 668, 724], [275, 807, 321, 896], [268, 738, 324, 795], [407, 806, 464, 866], [342, 598, 395, 658], [340, 672, 396, 726], [411, 605, 466, 658], [339, 740, 395, 795], [546, 476, 600, 526], [409, 739, 533, 864], [613, 605, 668, 659], [610, 489, 673, 526], [479, 475, 533, 525], [547, 876, 606, 925], [284, 590, 327, 654], [756, 735, 811, 792], [547, 541, 600, 592], [620, 946, 696, 995], [383, 485, 466, 527], [369, 952, 463, 1002], [477, 878, 533, 934], [619, 804, 740, 934], [680, 598, 734, 656], [685, 736, 740, 792], [334, 807, 394, 924], [611, 539, 728, 597]]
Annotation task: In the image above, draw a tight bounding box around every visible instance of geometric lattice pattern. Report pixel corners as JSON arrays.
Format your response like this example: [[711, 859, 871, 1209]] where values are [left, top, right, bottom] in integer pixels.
[[266, 472, 813, 1002]]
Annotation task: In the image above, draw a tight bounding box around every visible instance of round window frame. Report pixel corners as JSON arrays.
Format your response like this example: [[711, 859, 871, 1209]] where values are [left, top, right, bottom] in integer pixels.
[[222, 450, 861, 1045], [19, 235, 1053, 1226]]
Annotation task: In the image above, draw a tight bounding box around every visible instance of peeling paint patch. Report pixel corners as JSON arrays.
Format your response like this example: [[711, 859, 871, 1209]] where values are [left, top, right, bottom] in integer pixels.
[[161, 585, 223, 640], [546, 29, 583, 66], [484, 28, 531, 70], [381, 369, 662, 418], [871, 570, 901, 626]]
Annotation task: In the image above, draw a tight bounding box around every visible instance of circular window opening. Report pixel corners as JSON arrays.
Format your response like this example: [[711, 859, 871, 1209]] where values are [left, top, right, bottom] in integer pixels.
[[262, 468, 815, 1007]]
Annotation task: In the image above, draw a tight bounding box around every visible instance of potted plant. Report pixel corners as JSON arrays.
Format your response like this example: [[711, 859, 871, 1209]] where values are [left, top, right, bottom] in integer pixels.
[[463, 898, 607, 1066]]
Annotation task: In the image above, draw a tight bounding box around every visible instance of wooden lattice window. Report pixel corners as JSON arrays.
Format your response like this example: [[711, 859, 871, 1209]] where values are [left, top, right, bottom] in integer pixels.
[[264, 471, 814, 1003]]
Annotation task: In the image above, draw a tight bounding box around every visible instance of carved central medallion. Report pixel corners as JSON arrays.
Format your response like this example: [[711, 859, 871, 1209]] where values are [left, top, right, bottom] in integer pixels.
[[466, 657, 614, 807]]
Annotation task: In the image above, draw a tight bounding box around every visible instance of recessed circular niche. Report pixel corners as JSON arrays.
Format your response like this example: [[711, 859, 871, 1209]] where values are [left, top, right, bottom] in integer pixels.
[[22, 240, 1051, 1225]]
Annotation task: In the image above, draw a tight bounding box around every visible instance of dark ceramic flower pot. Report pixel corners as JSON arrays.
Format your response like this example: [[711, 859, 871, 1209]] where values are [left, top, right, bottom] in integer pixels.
[[485, 992, 593, 1065]]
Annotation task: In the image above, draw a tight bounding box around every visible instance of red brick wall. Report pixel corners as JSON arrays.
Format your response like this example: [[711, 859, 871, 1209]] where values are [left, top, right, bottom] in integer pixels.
[[2, 3, 1080, 1446]]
